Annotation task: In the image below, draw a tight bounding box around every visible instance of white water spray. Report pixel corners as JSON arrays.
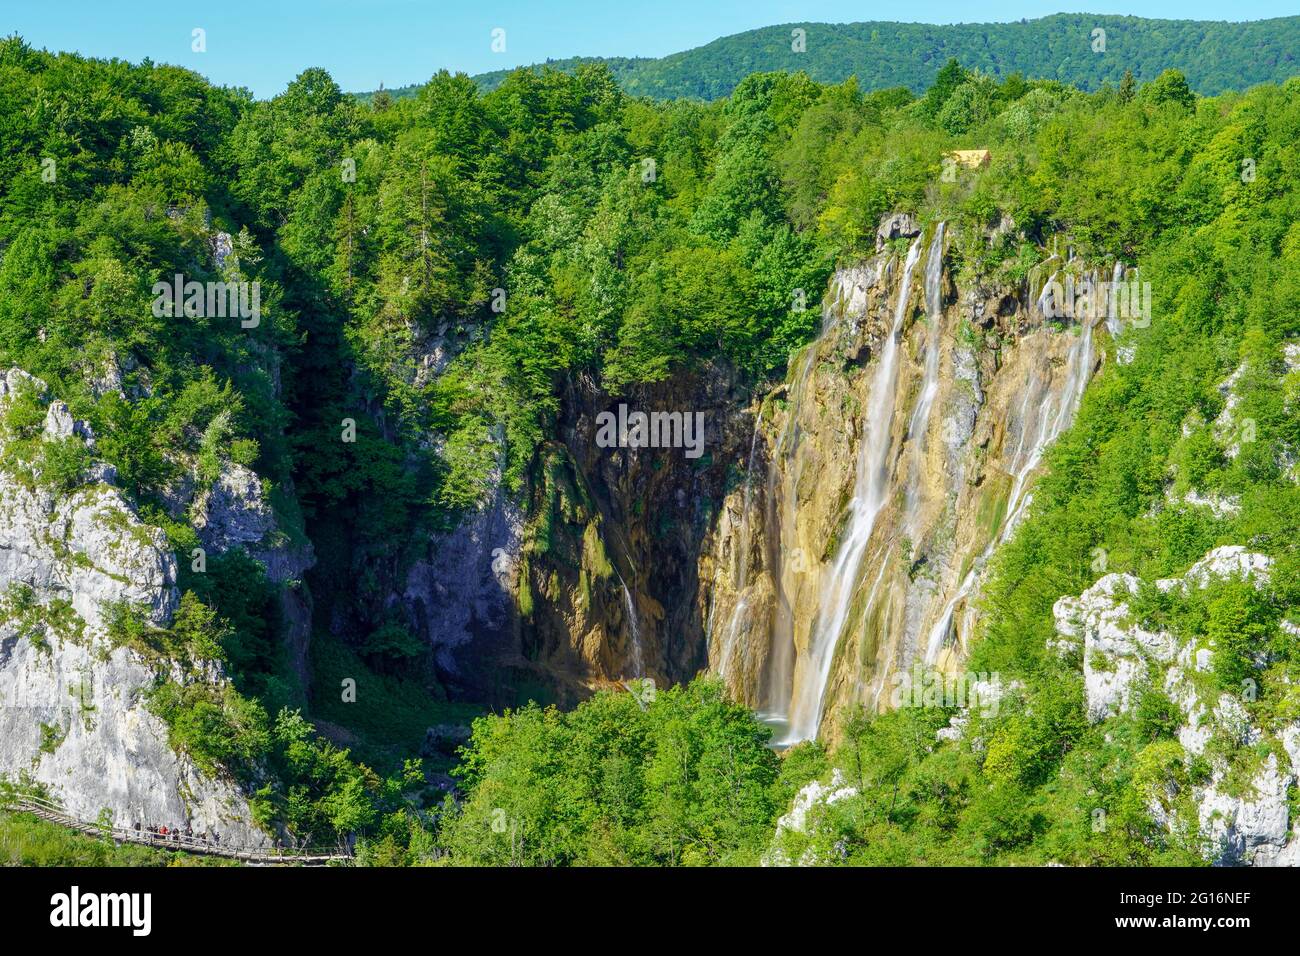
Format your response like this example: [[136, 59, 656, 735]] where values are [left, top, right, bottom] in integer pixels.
[[923, 306, 1097, 664], [782, 236, 924, 742], [621, 581, 644, 678]]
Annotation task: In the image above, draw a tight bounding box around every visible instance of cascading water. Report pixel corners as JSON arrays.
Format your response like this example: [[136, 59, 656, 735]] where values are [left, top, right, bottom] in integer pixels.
[[1105, 260, 1125, 341], [756, 341, 818, 734], [923, 298, 1098, 664], [621, 580, 645, 678], [912, 224, 947, 435], [781, 236, 924, 743], [709, 223, 1106, 742]]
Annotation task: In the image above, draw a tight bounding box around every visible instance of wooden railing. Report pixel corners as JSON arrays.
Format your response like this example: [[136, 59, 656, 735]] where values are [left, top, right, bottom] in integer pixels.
[[2, 794, 352, 865]]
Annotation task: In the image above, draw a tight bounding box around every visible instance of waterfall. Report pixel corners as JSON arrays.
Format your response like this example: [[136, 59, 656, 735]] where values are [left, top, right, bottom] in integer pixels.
[[621, 581, 644, 678], [782, 235, 924, 743], [923, 305, 1097, 664], [907, 224, 947, 444], [1004, 288, 1095, 533], [756, 338, 820, 725], [1105, 260, 1125, 341], [736, 424, 762, 587], [759, 429, 796, 725], [728, 226, 1103, 740]]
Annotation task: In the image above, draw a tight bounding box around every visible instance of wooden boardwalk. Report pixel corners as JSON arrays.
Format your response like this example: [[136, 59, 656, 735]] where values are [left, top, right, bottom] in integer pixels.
[[3, 794, 352, 865]]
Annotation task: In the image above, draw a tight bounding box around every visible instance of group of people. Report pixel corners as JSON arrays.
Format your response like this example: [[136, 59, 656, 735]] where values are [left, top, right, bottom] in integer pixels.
[[127, 822, 296, 853], [131, 821, 219, 845]]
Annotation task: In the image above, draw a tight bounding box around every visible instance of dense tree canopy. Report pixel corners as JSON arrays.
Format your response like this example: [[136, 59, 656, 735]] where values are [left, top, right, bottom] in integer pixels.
[[367, 14, 1300, 104]]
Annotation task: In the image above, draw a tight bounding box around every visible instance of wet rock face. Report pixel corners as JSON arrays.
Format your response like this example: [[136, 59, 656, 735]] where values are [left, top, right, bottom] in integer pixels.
[[393, 360, 752, 708], [506, 365, 753, 704], [403, 456, 524, 698], [0, 371, 262, 842], [1052, 545, 1300, 866], [701, 222, 1105, 741], [364, 218, 1108, 724]]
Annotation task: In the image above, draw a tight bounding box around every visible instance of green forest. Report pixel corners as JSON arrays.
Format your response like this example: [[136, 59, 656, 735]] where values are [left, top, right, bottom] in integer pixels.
[[365, 14, 1300, 104], [2, 25, 1300, 865]]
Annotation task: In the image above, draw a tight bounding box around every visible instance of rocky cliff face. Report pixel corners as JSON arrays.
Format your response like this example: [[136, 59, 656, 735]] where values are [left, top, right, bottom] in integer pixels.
[[172, 460, 315, 686], [700, 221, 1107, 742], [403, 366, 753, 707], [760, 548, 1300, 869], [0, 369, 265, 842], [1050, 546, 1300, 866], [402, 439, 526, 705], [522, 370, 752, 697]]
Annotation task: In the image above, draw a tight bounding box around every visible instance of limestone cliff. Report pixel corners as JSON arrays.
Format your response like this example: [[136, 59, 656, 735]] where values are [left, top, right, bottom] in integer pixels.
[[398, 219, 1116, 727], [1050, 546, 1300, 866], [0, 369, 266, 842]]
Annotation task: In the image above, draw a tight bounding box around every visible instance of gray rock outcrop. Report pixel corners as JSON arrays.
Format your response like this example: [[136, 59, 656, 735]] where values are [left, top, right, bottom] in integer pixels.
[[0, 370, 264, 843], [1052, 545, 1300, 865]]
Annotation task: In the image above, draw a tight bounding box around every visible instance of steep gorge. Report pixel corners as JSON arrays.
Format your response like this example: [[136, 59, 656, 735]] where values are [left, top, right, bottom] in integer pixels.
[[0, 211, 1125, 834], [4, 37, 1299, 867], [411, 215, 1123, 745]]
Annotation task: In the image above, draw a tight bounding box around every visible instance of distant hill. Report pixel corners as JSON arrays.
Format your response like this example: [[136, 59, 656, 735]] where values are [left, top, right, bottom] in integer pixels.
[[355, 13, 1300, 104]]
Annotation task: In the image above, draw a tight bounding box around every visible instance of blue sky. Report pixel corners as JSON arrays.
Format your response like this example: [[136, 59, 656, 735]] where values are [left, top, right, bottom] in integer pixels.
[[7, 1, 1296, 98]]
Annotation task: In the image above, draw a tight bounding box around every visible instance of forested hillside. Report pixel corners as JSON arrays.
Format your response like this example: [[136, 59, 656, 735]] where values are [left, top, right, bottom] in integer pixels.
[[360, 14, 1300, 104], [3, 28, 1300, 865]]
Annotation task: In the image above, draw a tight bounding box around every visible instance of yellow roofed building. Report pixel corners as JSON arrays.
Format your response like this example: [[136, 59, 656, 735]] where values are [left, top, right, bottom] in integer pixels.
[[947, 149, 991, 169]]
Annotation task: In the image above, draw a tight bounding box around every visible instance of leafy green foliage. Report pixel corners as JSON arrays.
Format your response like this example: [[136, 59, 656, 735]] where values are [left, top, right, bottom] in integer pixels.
[[439, 678, 779, 865], [147, 680, 272, 777]]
